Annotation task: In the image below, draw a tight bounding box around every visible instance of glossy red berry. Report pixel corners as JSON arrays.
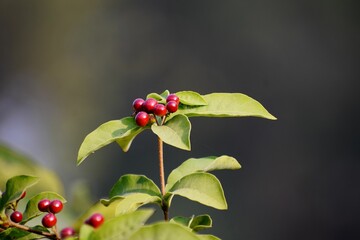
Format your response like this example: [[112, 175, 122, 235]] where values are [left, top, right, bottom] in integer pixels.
[[42, 213, 57, 228], [38, 199, 51, 212], [85, 213, 104, 228], [135, 111, 150, 127], [10, 211, 23, 223], [60, 227, 76, 239], [49, 200, 63, 214], [166, 94, 180, 104], [132, 98, 145, 112], [166, 101, 178, 113], [142, 98, 158, 112], [20, 191, 26, 199], [153, 103, 167, 117]]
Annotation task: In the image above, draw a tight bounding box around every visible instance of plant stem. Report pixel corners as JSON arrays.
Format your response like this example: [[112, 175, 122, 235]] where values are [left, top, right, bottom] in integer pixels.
[[158, 136, 169, 221], [9, 222, 59, 240]]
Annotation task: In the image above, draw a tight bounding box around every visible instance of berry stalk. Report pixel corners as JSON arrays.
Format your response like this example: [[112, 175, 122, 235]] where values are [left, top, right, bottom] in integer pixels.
[[158, 136, 169, 221]]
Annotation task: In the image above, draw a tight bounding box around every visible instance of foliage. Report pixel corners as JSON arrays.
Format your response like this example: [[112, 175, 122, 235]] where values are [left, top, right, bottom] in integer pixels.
[[0, 90, 275, 239]]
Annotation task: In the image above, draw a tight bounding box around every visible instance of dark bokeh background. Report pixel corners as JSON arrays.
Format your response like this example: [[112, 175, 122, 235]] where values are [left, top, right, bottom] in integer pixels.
[[1, 1, 359, 239]]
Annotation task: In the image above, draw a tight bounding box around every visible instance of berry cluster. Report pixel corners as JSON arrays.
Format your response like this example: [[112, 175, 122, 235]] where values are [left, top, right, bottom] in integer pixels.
[[37, 199, 63, 228], [132, 93, 180, 127]]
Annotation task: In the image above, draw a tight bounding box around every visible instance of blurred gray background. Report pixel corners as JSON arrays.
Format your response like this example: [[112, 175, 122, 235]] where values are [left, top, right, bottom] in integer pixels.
[[1, 1, 359, 239]]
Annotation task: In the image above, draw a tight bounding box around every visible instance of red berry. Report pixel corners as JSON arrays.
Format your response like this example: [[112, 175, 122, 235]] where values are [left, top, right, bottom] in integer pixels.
[[10, 211, 23, 223], [135, 111, 150, 127], [42, 213, 57, 228], [166, 101, 178, 113], [38, 199, 51, 212], [166, 94, 180, 104], [20, 191, 26, 199], [49, 200, 63, 214], [153, 103, 167, 117], [142, 98, 158, 113], [60, 227, 76, 238], [85, 213, 104, 228], [132, 98, 145, 112]]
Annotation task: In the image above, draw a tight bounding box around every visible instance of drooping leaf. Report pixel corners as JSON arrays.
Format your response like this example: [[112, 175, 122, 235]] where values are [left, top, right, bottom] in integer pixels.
[[166, 155, 240, 191], [0, 175, 39, 211], [115, 127, 145, 152], [171, 214, 213, 232], [151, 114, 191, 151], [77, 117, 147, 165], [174, 93, 276, 120], [129, 222, 201, 240], [108, 174, 162, 199], [176, 91, 207, 106], [89, 209, 154, 240], [166, 172, 227, 210], [22, 191, 66, 223]]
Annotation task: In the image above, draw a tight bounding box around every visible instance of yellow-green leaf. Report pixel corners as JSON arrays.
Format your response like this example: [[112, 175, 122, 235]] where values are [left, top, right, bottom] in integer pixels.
[[166, 155, 240, 191], [175, 93, 276, 120], [151, 114, 191, 151], [77, 117, 147, 165]]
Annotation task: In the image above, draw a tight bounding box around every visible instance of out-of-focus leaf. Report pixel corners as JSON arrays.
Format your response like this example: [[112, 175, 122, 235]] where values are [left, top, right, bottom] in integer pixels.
[[0, 144, 64, 195], [89, 209, 154, 240], [129, 222, 201, 240]]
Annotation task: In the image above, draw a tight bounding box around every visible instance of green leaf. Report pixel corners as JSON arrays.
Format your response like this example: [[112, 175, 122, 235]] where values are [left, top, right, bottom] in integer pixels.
[[0, 228, 29, 240], [101, 193, 161, 216], [73, 200, 120, 230], [79, 224, 94, 240], [100, 174, 162, 214], [176, 91, 207, 106], [89, 209, 154, 240], [175, 93, 276, 120], [0, 225, 49, 240], [115, 127, 145, 152], [189, 214, 213, 232], [108, 174, 162, 199], [166, 155, 240, 191], [22, 191, 66, 223], [113, 193, 161, 215], [129, 222, 201, 240], [0, 144, 64, 196], [197, 235, 221, 240], [0, 175, 39, 211], [77, 117, 147, 165], [146, 90, 170, 102], [171, 214, 213, 232], [151, 114, 191, 151], [166, 172, 227, 210]]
